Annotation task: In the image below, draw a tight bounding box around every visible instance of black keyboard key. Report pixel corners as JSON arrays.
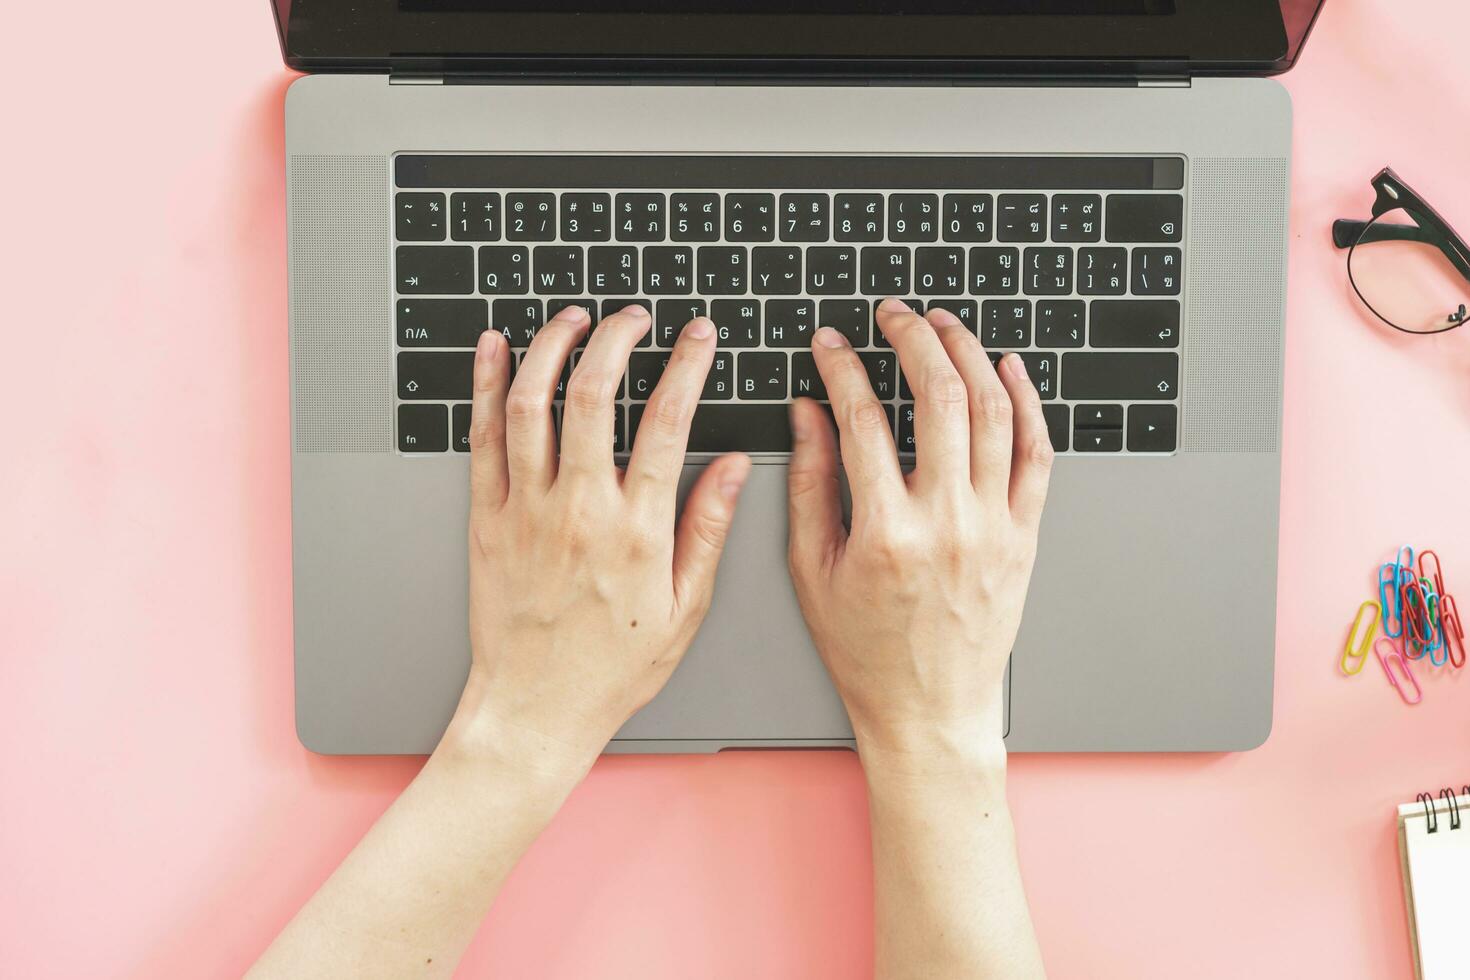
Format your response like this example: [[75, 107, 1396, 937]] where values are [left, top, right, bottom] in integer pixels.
[[452, 403, 472, 453], [1017, 352, 1058, 400], [1074, 404, 1123, 429], [1106, 194, 1184, 243], [997, 194, 1047, 242], [587, 246, 638, 294], [1023, 247, 1074, 296], [398, 352, 473, 400], [1128, 404, 1178, 452], [1035, 300, 1085, 348], [819, 299, 869, 346], [396, 192, 446, 242], [547, 298, 597, 325], [614, 404, 627, 454], [726, 193, 776, 242], [477, 246, 529, 294], [1131, 248, 1182, 295], [872, 298, 922, 348], [599, 299, 653, 348], [450, 192, 501, 242], [643, 246, 695, 295], [1075, 428, 1123, 453], [628, 351, 668, 400], [1042, 404, 1069, 452], [835, 193, 884, 243], [711, 300, 762, 347], [705, 352, 735, 400], [927, 298, 978, 333], [915, 247, 966, 295], [398, 404, 448, 452], [860, 247, 911, 295], [967, 247, 1019, 296], [671, 193, 721, 241], [655, 299, 707, 347], [629, 403, 793, 453], [697, 246, 748, 294], [765, 300, 817, 348], [399, 245, 474, 294], [560, 193, 611, 241], [859, 352, 897, 398], [493, 299, 545, 347], [780, 193, 831, 242], [791, 352, 827, 400], [897, 402, 916, 453], [506, 193, 556, 240], [738, 352, 788, 400], [943, 194, 993, 243], [1050, 194, 1101, 243], [532, 246, 582, 294], [616, 193, 666, 241], [1060, 352, 1179, 400], [981, 300, 1032, 348], [397, 298, 488, 348], [806, 247, 857, 295], [889, 194, 939, 242], [1077, 247, 1128, 296], [1090, 300, 1181, 348], [753, 247, 803, 295]]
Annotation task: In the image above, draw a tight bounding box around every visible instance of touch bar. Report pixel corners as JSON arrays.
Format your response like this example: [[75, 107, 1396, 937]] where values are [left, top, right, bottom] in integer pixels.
[[395, 155, 1184, 191]]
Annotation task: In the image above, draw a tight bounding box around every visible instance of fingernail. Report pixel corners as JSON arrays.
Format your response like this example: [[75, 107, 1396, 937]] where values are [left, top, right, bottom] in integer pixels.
[[478, 329, 503, 359], [878, 297, 910, 314], [720, 459, 751, 501], [555, 304, 590, 324], [1008, 353, 1028, 379], [928, 306, 960, 328], [685, 317, 715, 340], [814, 326, 848, 348], [622, 303, 650, 319]]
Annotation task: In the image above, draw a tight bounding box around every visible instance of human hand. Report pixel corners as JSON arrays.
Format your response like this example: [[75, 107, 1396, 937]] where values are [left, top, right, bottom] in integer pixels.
[[457, 305, 750, 774], [786, 297, 1054, 762]]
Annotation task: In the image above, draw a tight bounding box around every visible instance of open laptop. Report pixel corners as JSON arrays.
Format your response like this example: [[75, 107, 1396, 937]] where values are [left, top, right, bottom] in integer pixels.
[[275, 0, 1324, 755]]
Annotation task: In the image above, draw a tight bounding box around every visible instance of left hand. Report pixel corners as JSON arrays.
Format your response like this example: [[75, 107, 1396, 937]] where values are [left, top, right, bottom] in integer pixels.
[[456, 304, 751, 774]]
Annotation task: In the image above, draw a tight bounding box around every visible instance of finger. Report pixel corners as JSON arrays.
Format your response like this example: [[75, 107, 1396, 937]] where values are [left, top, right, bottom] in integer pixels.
[[672, 453, 752, 613], [786, 398, 846, 576], [930, 306, 1013, 500], [875, 298, 970, 490], [558, 305, 652, 478], [468, 328, 511, 509], [808, 327, 904, 507], [625, 316, 717, 505], [996, 353, 1055, 526], [503, 304, 590, 491]]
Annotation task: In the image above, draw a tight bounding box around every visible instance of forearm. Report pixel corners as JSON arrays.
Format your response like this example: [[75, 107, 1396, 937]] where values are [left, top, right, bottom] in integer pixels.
[[249, 676, 595, 979], [859, 720, 1045, 980]]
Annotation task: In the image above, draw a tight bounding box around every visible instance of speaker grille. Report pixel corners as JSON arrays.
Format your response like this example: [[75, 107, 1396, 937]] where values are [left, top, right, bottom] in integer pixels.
[[289, 155, 392, 453], [1182, 158, 1289, 454]]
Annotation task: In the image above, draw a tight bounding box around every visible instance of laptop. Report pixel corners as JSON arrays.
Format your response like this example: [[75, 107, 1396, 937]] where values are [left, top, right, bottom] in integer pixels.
[[275, 0, 1324, 755]]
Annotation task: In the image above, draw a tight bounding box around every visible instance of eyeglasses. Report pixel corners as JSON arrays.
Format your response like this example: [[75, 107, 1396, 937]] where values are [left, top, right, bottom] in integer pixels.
[[1332, 168, 1470, 335]]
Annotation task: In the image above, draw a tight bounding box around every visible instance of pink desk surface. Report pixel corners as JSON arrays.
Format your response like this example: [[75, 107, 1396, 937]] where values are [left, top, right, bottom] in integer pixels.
[[4, 2, 1469, 977]]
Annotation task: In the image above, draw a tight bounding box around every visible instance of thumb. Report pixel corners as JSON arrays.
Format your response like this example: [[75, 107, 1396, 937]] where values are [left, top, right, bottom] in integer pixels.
[[672, 453, 752, 613], [786, 399, 846, 577]]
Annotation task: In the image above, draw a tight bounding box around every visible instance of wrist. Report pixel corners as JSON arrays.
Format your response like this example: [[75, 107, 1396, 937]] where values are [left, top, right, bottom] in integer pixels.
[[853, 713, 1009, 787]]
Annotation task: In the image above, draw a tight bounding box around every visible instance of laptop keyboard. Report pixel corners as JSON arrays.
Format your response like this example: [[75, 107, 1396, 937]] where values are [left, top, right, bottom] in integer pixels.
[[391, 155, 1185, 457]]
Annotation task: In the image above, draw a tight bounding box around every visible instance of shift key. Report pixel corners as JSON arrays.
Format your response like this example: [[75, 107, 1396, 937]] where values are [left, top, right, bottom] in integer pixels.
[[1061, 352, 1179, 400], [398, 352, 474, 400]]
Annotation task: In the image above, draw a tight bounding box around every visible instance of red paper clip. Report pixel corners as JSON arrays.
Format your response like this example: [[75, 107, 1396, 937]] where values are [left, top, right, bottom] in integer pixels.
[[1376, 637, 1423, 705], [1419, 550, 1448, 598], [1402, 575, 1432, 649], [1441, 594, 1466, 669]]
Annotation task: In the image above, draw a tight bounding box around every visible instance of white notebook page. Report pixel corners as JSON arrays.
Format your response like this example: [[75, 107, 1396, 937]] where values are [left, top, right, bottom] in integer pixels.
[[1398, 793, 1470, 980]]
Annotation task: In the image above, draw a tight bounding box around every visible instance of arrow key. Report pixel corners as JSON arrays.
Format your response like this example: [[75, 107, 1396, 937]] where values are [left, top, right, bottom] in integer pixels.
[[1127, 404, 1177, 453], [1074, 429, 1123, 453]]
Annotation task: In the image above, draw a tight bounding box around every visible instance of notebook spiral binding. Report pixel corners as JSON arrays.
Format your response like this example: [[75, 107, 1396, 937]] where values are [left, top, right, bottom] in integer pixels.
[[1414, 786, 1470, 833]]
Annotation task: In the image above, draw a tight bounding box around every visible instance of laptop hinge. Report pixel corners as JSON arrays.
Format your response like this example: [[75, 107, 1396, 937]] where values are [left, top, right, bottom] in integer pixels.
[[1137, 76, 1191, 88], [390, 73, 444, 85]]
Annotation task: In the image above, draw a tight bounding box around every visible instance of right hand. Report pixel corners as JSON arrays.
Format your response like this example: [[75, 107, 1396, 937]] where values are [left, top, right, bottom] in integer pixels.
[[786, 298, 1055, 759]]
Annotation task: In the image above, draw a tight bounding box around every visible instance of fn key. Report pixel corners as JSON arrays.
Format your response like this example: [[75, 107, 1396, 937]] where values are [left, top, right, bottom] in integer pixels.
[[399, 404, 447, 453]]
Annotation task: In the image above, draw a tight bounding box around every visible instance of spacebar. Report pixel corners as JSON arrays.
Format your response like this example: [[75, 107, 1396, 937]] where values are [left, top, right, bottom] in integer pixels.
[[630, 404, 793, 453]]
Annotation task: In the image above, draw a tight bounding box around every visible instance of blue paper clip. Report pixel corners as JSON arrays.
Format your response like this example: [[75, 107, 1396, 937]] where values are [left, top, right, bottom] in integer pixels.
[[1379, 563, 1404, 637]]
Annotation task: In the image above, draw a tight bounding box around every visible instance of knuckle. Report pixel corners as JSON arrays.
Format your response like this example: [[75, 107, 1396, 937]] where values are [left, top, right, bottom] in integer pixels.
[[845, 399, 891, 435], [921, 365, 968, 405], [565, 372, 617, 413], [1025, 432, 1057, 470], [973, 386, 1013, 428], [504, 388, 549, 421], [646, 392, 690, 433]]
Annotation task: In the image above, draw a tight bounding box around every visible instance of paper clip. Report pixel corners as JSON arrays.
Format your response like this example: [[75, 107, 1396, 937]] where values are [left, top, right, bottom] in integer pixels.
[[1376, 637, 1423, 705], [1396, 544, 1416, 577], [1419, 550, 1447, 598], [1379, 563, 1404, 637], [1441, 594, 1466, 669], [1402, 575, 1432, 646], [1341, 601, 1378, 675]]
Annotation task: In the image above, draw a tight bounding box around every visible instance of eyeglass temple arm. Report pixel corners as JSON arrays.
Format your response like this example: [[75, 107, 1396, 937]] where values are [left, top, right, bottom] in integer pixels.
[[1332, 218, 1470, 280]]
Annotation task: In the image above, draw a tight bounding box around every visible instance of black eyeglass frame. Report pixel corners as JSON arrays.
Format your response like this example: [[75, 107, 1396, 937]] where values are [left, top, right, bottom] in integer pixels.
[[1331, 167, 1470, 335]]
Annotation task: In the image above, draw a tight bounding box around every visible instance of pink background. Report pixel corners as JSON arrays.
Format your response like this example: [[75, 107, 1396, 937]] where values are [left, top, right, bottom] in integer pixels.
[[4, 2, 1469, 977]]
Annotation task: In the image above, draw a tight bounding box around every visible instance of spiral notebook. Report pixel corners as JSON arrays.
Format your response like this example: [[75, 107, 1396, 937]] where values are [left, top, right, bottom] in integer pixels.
[[1398, 786, 1470, 980]]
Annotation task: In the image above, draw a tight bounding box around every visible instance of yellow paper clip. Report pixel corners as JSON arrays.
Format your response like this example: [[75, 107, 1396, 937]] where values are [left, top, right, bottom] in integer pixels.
[[1342, 601, 1378, 675]]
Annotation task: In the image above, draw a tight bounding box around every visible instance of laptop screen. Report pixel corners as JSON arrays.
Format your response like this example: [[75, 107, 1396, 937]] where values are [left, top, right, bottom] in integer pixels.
[[273, 0, 1325, 76]]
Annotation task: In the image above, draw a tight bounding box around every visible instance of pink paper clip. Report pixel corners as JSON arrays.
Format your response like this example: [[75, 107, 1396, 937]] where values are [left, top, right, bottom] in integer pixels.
[[1376, 637, 1423, 705]]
